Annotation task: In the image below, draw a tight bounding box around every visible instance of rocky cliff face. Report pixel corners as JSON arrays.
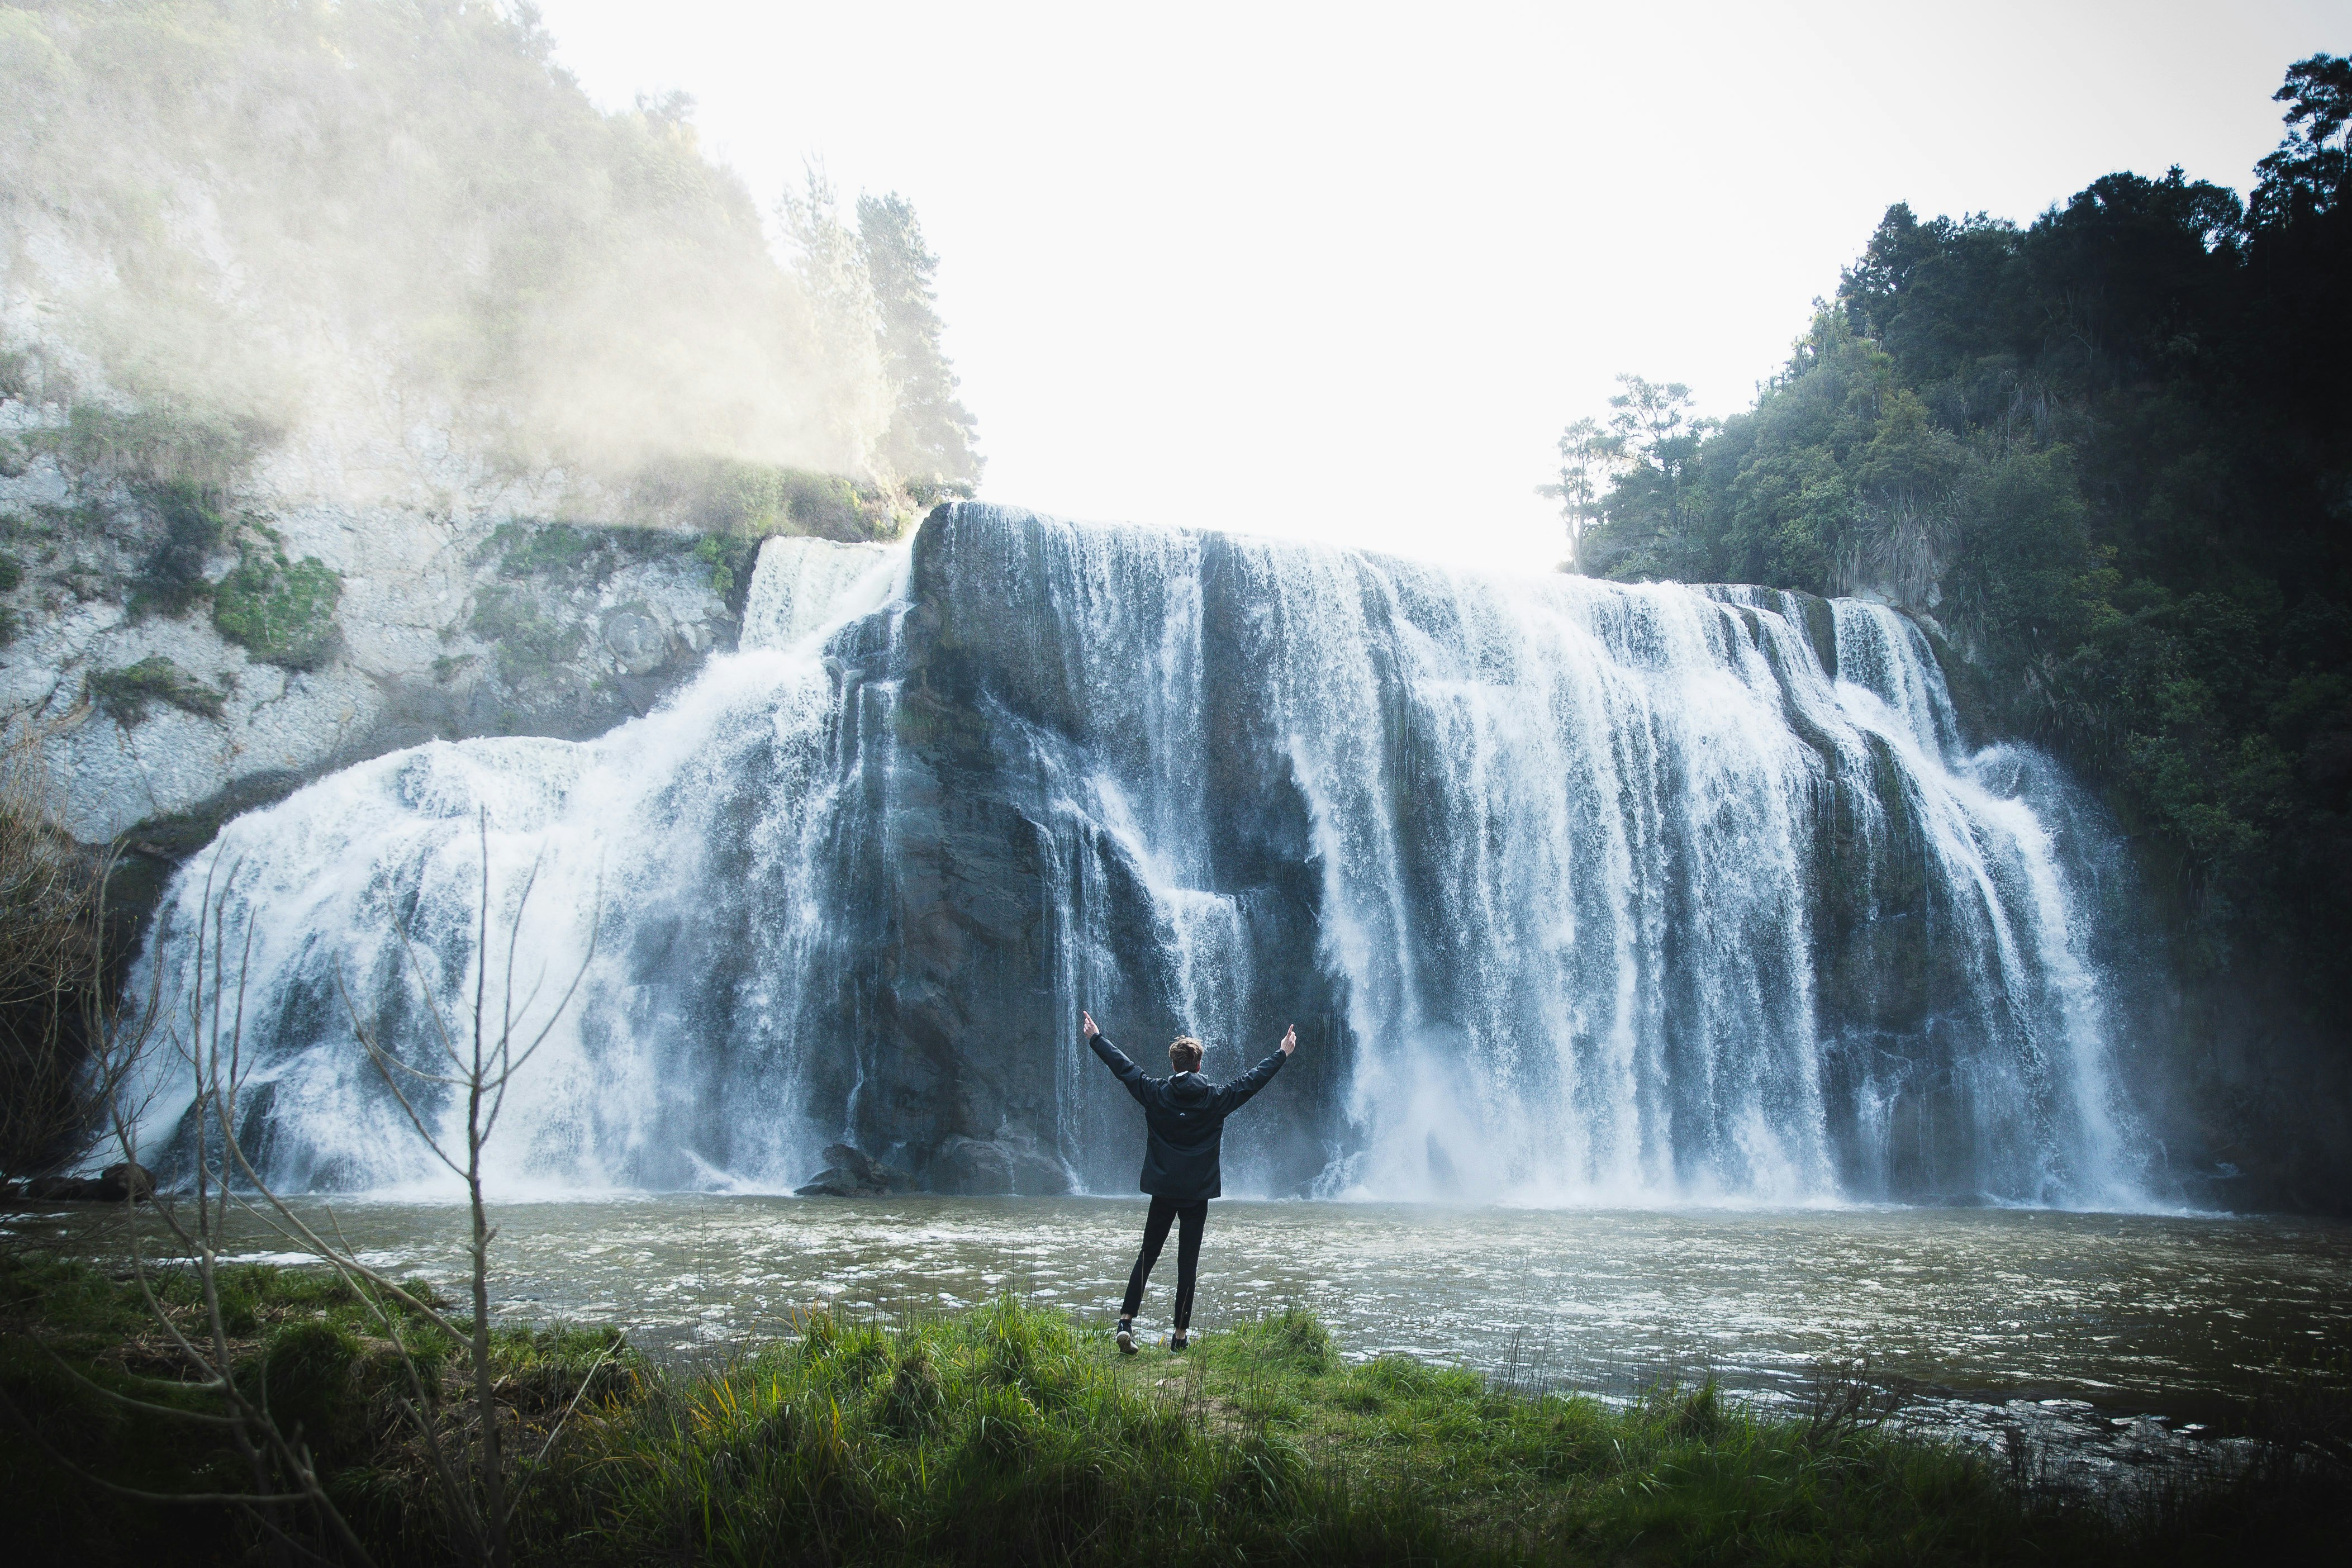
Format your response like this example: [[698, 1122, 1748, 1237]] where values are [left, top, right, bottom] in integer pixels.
[[0, 473, 739, 854], [0, 385, 926, 882]]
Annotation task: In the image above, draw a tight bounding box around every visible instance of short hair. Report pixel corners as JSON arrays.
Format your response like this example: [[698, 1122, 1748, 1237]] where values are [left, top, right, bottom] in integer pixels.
[[1167, 1037, 1203, 1072]]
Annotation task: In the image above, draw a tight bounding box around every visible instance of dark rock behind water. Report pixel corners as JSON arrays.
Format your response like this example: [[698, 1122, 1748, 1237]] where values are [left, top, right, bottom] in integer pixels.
[[793, 1143, 917, 1198], [13, 1162, 154, 1203], [823, 507, 1349, 1198]]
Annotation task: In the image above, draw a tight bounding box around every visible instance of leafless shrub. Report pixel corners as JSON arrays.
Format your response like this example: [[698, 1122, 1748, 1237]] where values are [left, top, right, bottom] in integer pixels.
[[1797, 1352, 1906, 1452], [9, 806, 600, 1565], [0, 835, 368, 1560], [0, 709, 144, 1190]]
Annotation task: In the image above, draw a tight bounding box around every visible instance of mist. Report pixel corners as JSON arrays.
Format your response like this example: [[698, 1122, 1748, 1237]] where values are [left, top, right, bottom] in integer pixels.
[[0, 0, 905, 504]]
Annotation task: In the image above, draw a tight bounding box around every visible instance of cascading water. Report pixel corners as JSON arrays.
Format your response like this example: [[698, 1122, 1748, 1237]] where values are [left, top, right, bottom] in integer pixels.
[[129, 505, 2157, 1207]]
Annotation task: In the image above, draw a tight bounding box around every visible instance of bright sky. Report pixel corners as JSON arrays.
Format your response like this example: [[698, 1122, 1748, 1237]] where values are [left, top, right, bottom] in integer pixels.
[[530, 0, 2344, 572]]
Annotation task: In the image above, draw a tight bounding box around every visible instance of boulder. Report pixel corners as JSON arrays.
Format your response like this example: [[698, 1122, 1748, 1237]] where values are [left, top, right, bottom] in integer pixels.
[[22, 1162, 152, 1202], [601, 611, 672, 675], [929, 1135, 1075, 1198], [101, 1162, 156, 1201], [22, 1175, 102, 1200], [792, 1142, 914, 1198]]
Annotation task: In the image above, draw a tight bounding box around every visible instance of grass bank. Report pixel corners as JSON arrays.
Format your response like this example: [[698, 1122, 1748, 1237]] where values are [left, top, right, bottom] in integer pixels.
[[2, 1251, 2343, 1565]]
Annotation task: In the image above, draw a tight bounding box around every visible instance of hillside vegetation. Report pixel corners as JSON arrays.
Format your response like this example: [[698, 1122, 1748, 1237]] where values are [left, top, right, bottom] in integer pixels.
[[1552, 57, 2352, 1206], [0, 0, 981, 503]]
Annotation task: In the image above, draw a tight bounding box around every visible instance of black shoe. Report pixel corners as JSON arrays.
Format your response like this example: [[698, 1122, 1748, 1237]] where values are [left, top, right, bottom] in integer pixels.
[[1169, 1332, 1189, 1353], [1116, 1318, 1136, 1355]]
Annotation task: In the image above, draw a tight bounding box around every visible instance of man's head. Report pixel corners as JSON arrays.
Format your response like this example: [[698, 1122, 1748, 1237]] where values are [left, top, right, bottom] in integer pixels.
[[1167, 1036, 1203, 1073]]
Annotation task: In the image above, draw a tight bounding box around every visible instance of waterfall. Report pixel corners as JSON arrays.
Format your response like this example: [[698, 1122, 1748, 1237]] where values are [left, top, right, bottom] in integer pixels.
[[128, 506, 2156, 1207]]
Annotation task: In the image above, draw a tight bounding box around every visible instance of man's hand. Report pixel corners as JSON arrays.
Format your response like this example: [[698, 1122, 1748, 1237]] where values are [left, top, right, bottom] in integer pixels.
[[1082, 1010, 1100, 1039], [1280, 1023, 1297, 1056]]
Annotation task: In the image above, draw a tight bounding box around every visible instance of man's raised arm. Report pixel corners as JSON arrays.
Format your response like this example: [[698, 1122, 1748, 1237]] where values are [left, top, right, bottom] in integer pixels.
[[1082, 1010, 1151, 1103], [1217, 1023, 1296, 1115]]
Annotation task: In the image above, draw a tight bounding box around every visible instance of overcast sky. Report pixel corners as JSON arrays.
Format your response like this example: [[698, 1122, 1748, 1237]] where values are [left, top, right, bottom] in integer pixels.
[[530, 0, 2344, 572]]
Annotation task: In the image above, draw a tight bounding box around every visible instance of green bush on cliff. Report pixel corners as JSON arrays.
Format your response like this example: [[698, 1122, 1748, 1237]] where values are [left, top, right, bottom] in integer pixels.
[[56, 405, 264, 500], [86, 655, 225, 725], [693, 533, 756, 601], [631, 454, 888, 542], [486, 519, 712, 588], [493, 520, 611, 582], [211, 531, 341, 669], [131, 481, 227, 618]]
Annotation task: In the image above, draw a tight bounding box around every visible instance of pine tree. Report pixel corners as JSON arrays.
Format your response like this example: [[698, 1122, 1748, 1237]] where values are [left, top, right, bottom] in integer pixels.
[[779, 167, 891, 476], [857, 192, 983, 493]]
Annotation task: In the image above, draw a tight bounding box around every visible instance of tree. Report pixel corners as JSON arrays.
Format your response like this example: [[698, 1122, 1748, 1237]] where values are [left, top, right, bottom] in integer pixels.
[[2251, 53, 2352, 227], [1596, 376, 1714, 573], [1545, 54, 2352, 1210], [780, 167, 891, 476], [1607, 374, 1700, 458], [7, 814, 604, 1565], [1537, 417, 1621, 574], [857, 192, 983, 494]]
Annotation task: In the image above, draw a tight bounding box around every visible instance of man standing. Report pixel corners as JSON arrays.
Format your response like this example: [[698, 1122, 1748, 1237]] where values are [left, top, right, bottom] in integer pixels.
[[1082, 1009, 1296, 1353]]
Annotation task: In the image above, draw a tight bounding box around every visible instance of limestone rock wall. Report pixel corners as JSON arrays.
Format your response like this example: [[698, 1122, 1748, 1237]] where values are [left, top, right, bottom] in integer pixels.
[[0, 443, 738, 848]]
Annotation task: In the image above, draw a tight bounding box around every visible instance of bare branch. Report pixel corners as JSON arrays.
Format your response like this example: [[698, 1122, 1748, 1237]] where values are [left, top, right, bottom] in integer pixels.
[[0, 1389, 317, 1504], [332, 962, 467, 1178], [393, 919, 471, 1078]]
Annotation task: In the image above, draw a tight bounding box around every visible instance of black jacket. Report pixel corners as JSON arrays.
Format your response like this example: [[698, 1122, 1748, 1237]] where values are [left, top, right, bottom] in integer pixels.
[[1088, 1033, 1285, 1200]]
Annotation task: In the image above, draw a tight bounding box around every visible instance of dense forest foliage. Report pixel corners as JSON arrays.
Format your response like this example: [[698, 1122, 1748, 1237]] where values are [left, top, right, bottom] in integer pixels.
[[1558, 56, 2352, 1200]]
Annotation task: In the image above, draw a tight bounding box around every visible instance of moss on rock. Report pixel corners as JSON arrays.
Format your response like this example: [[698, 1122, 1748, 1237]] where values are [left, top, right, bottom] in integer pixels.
[[468, 583, 585, 685], [211, 530, 341, 669], [87, 655, 226, 725]]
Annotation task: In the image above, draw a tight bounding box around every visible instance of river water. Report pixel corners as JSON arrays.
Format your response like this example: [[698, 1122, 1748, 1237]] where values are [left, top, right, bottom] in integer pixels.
[[18, 1195, 2345, 1470]]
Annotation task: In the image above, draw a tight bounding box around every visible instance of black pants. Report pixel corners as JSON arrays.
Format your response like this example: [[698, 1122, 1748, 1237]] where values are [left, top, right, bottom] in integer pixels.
[[1120, 1196, 1207, 1331]]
